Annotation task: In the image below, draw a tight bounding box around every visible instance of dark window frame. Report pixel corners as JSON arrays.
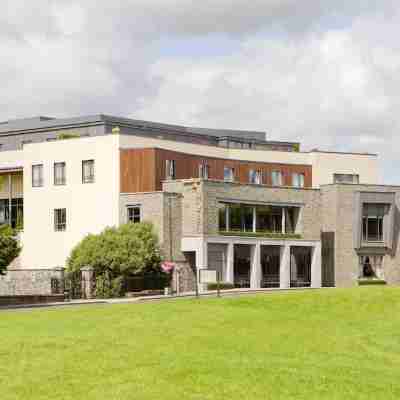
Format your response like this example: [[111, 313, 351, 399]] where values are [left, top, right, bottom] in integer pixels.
[[54, 208, 66, 231], [127, 205, 141, 223], [54, 162, 66, 186], [32, 164, 44, 187], [82, 160, 95, 184]]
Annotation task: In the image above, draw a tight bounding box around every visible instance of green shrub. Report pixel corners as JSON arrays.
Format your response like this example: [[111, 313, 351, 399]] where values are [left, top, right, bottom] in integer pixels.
[[207, 282, 235, 291], [0, 225, 21, 275], [67, 222, 163, 276], [94, 274, 124, 299], [57, 132, 80, 140]]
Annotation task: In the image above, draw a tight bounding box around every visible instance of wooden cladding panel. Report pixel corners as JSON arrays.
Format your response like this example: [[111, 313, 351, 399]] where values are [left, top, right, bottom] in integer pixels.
[[120, 148, 157, 193], [120, 148, 312, 193]]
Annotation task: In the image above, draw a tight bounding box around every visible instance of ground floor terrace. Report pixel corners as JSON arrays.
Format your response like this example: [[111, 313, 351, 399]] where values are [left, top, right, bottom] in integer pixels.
[[182, 236, 321, 292]]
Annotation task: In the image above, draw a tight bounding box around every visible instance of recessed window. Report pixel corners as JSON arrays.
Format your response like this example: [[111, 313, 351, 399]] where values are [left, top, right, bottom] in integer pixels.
[[32, 164, 43, 187], [334, 174, 359, 184], [249, 169, 262, 184], [271, 171, 283, 186], [224, 167, 234, 182], [166, 160, 176, 180], [292, 173, 305, 188], [127, 206, 141, 223], [82, 160, 95, 183], [362, 203, 389, 242], [199, 163, 210, 179], [54, 162, 66, 185], [54, 208, 66, 231]]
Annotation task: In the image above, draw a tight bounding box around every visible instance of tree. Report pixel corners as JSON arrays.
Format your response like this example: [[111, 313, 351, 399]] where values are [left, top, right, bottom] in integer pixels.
[[0, 225, 21, 275], [67, 222, 163, 276]]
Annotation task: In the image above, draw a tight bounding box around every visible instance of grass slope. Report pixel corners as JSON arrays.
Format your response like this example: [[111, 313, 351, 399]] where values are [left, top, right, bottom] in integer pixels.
[[1, 288, 400, 399]]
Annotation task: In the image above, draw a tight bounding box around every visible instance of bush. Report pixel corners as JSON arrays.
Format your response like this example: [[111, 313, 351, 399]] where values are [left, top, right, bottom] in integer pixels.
[[67, 222, 163, 276], [207, 282, 235, 291], [94, 274, 124, 299], [0, 225, 21, 275]]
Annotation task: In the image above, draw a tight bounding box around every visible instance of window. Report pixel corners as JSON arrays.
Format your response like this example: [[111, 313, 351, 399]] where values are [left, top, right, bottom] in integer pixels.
[[166, 160, 176, 180], [82, 160, 95, 183], [199, 163, 210, 179], [54, 162, 66, 185], [32, 164, 43, 187], [249, 169, 262, 184], [127, 206, 141, 223], [359, 255, 384, 279], [0, 198, 23, 229], [224, 167, 234, 182], [271, 171, 283, 186], [54, 208, 66, 231], [292, 173, 305, 188], [362, 203, 389, 242], [334, 174, 359, 184], [219, 202, 300, 235]]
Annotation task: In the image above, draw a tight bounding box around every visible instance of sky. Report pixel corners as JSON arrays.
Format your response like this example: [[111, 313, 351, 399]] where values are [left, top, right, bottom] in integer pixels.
[[2, 1, 400, 182]]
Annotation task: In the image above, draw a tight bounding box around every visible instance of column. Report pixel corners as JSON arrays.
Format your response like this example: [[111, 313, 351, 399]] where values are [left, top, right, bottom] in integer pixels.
[[196, 240, 208, 293], [8, 174, 12, 226], [225, 242, 234, 284], [81, 266, 95, 299], [280, 245, 291, 289], [311, 243, 322, 288], [250, 243, 261, 289]]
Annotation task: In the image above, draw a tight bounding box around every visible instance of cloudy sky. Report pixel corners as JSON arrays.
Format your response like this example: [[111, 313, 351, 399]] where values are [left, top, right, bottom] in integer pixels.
[[2, 1, 400, 182]]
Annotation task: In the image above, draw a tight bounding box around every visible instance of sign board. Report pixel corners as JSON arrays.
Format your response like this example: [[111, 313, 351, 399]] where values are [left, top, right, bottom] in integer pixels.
[[199, 269, 217, 284]]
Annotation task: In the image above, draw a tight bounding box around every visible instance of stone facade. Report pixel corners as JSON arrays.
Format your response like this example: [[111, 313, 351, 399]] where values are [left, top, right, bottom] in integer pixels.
[[321, 184, 400, 287], [0, 268, 64, 296]]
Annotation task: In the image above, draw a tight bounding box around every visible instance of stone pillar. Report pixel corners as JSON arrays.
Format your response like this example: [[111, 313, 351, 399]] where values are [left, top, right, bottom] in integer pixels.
[[52, 267, 65, 294], [225, 242, 234, 284], [81, 266, 95, 299], [311, 243, 322, 288], [250, 243, 261, 289], [280, 245, 291, 289]]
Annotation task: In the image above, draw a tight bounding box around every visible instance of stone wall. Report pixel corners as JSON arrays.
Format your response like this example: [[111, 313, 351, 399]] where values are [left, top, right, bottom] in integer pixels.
[[201, 180, 322, 240], [321, 184, 400, 287], [0, 268, 64, 296]]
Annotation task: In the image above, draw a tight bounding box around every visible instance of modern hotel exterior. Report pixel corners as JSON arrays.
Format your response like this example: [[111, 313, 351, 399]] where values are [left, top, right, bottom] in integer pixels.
[[0, 114, 397, 295]]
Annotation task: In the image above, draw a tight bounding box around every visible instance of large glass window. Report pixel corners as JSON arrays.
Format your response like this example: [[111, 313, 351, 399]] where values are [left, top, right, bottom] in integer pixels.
[[362, 203, 389, 242], [54, 162, 66, 185], [271, 171, 283, 186], [224, 167, 235, 182], [256, 205, 282, 233], [199, 163, 210, 179], [0, 198, 23, 229], [166, 160, 176, 180], [292, 173, 305, 188], [219, 203, 299, 234], [82, 160, 95, 183], [249, 169, 262, 184], [32, 164, 43, 187]]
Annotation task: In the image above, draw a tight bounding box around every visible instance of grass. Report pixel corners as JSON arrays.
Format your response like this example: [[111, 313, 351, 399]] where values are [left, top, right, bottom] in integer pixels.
[[1, 287, 400, 399]]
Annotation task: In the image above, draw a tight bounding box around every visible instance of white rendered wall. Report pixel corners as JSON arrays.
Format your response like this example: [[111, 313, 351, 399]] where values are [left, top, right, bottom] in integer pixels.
[[20, 135, 120, 269], [310, 151, 379, 186]]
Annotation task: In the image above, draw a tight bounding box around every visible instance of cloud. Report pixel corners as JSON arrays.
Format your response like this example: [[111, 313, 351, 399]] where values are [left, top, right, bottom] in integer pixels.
[[1, 1, 400, 182]]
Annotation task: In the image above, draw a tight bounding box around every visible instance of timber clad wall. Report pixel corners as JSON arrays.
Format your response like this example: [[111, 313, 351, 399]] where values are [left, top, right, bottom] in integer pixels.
[[120, 148, 312, 193]]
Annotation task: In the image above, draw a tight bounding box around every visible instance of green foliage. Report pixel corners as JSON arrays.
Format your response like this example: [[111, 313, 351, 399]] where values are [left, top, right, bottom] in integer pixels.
[[207, 282, 235, 290], [292, 143, 300, 152], [57, 132, 80, 140], [94, 274, 124, 299], [0, 225, 21, 275], [358, 279, 387, 286], [67, 222, 163, 276], [219, 230, 301, 239]]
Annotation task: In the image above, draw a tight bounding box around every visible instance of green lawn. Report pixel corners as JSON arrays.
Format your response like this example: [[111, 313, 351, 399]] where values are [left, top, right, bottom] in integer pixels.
[[1, 288, 400, 399]]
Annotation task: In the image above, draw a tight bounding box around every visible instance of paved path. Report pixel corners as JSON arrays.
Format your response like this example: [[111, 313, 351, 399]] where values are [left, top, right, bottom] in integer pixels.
[[0, 286, 328, 311]]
